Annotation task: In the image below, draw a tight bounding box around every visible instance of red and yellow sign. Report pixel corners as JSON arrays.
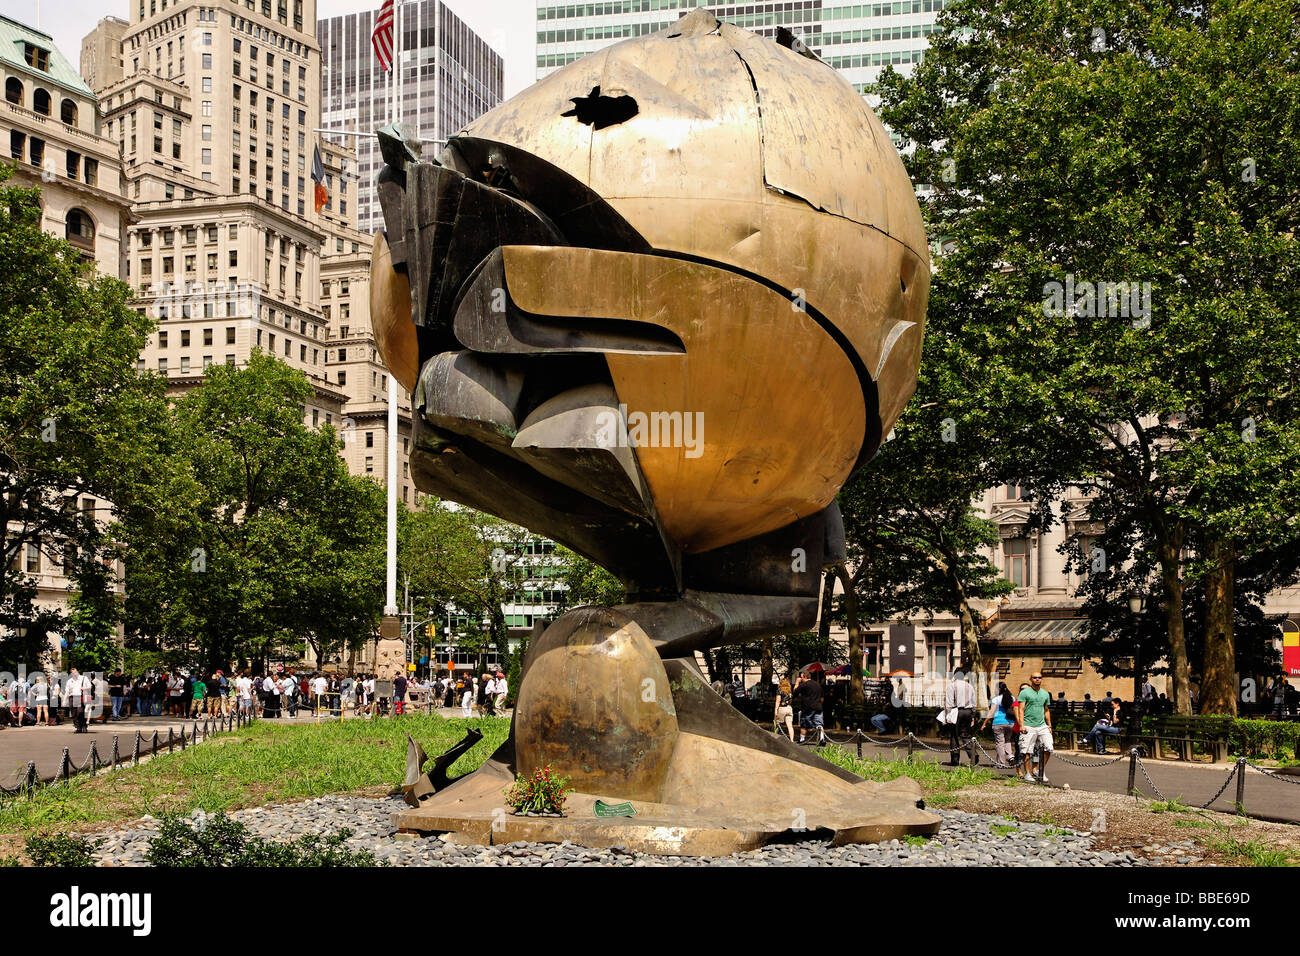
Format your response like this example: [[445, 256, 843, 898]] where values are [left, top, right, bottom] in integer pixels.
[[1284, 623, 1300, 676]]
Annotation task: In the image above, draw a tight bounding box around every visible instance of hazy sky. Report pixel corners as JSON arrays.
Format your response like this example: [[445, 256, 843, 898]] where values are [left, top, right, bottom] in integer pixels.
[[29, 0, 538, 98]]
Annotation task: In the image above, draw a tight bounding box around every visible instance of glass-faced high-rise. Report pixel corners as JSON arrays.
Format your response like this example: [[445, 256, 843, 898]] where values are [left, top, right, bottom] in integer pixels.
[[537, 0, 952, 100], [318, 0, 504, 234]]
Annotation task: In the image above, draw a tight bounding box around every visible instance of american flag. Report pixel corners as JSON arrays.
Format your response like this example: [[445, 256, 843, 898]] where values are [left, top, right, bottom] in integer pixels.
[[371, 0, 395, 71]]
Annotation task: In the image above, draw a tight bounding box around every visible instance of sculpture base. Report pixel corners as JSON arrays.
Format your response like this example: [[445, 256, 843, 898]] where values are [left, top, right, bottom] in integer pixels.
[[393, 607, 939, 856], [393, 741, 938, 856]]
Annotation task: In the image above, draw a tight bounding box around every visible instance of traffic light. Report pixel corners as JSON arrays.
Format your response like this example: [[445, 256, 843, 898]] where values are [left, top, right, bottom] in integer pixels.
[[425, 622, 435, 639]]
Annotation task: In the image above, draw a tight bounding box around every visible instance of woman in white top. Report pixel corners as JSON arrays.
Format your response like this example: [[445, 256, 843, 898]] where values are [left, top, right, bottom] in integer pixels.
[[31, 673, 51, 726], [460, 679, 474, 718]]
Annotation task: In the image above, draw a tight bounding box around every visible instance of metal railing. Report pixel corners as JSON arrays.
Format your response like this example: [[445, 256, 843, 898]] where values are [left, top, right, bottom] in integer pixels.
[[804, 725, 1298, 820], [0, 711, 258, 799]]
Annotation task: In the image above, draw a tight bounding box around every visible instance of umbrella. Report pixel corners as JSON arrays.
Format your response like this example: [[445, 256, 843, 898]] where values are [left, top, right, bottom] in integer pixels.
[[828, 664, 851, 676], [800, 662, 826, 674]]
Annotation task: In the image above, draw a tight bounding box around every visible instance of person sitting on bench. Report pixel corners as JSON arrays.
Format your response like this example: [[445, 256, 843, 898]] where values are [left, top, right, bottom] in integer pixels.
[[1082, 697, 1123, 753]]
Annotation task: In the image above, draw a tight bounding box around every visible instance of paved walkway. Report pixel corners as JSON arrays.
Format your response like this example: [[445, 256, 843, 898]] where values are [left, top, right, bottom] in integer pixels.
[[0, 704, 505, 788], [833, 732, 1300, 824], [0, 715, 215, 787]]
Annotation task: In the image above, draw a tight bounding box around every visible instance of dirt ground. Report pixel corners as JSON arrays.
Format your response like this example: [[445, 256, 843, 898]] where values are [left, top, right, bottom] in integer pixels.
[[948, 779, 1300, 865]]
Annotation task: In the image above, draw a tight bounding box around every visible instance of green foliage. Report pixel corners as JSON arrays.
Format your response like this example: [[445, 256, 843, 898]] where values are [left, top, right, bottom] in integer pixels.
[[1149, 797, 1192, 814], [25, 832, 101, 867], [119, 353, 385, 669], [874, 0, 1300, 712], [144, 812, 377, 867], [399, 499, 531, 665], [1229, 718, 1300, 760], [553, 545, 624, 610], [819, 744, 996, 793], [990, 823, 1018, 836], [1205, 833, 1297, 868], [0, 165, 165, 664], [503, 765, 572, 815], [903, 834, 929, 847]]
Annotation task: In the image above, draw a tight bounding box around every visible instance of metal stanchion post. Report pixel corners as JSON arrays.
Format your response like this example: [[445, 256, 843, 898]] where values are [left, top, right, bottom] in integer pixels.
[[907, 733, 916, 758], [1235, 757, 1247, 810], [856, 729, 863, 759], [168, 728, 174, 753], [1127, 747, 1139, 796]]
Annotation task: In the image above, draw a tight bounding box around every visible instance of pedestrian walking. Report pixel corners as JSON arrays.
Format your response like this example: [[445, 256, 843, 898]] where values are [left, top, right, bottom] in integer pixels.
[[494, 670, 508, 715], [980, 682, 1016, 768], [945, 668, 978, 766], [1016, 672, 1054, 782]]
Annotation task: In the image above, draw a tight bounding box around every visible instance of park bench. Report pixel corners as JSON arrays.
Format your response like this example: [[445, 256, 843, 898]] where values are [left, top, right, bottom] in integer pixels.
[[1142, 716, 1233, 762]]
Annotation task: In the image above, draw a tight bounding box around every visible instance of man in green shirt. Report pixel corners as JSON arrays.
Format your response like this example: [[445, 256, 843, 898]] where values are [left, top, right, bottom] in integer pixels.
[[191, 677, 207, 718], [1016, 672, 1054, 783]]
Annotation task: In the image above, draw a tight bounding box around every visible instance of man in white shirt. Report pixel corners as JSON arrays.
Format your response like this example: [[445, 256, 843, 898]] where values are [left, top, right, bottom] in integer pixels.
[[494, 671, 508, 715], [945, 669, 978, 767], [235, 673, 253, 714], [65, 670, 89, 733], [312, 674, 328, 715]]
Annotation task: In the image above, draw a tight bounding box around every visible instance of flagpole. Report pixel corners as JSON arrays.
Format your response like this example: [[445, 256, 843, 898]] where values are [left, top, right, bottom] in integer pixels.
[[383, 0, 401, 623]]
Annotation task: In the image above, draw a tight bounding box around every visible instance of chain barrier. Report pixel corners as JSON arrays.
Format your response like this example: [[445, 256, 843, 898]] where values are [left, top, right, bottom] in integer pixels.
[[1052, 749, 1130, 768], [0, 711, 254, 802], [1242, 758, 1300, 786]]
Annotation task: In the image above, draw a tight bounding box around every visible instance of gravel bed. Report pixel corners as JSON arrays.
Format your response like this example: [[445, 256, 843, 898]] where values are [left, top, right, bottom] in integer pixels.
[[86, 795, 1206, 866]]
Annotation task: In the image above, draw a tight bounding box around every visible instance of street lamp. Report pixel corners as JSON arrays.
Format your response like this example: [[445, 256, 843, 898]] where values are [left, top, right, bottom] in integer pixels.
[[1127, 591, 1147, 719]]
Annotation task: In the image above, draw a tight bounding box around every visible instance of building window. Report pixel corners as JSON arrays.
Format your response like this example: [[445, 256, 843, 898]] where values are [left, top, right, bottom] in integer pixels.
[[158, 331, 168, 348], [60, 98, 77, 125], [226, 354, 236, 365], [1004, 538, 1030, 587], [25, 543, 41, 574], [4, 77, 23, 106], [65, 208, 95, 253], [337, 371, 346, 386], [181, 330, 190, 346], [365, 432, 373, 448], [181, 356, 190, 373], [364, 456, 373, 473], [1002, 484, 1024, 500], [926, 633, 953, 677], [203, 328, 213, 346], [158, 357, 168, 374], [25, 44, 50, 72]]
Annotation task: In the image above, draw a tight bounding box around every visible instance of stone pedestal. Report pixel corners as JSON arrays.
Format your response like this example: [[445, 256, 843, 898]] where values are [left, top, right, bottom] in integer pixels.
[[374, 639, 407, 680]]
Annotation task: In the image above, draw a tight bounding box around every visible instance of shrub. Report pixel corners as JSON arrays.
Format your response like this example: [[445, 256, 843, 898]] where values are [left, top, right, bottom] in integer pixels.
[[26, 832, 101, 867], [145, 812, 377, 867], [503, 765, 571, 815]]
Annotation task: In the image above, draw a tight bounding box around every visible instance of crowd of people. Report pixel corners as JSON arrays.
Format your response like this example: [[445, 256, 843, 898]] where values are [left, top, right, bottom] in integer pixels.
[[0, 665, 514, 732]]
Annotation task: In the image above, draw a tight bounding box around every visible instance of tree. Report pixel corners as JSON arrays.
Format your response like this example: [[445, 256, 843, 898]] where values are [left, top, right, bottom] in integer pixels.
[[832, 321, 1014, 704], [399, 499, 531, 668], [120, 354, 385, 670], [0, 166, 165, 655], [553, 545, 624, 611], [876, 0, 1300, 714]]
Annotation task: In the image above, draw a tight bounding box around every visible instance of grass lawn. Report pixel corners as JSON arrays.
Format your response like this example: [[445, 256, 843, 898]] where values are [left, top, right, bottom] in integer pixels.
[[818, 744, 998, 802], [0, 714, 509, 839]]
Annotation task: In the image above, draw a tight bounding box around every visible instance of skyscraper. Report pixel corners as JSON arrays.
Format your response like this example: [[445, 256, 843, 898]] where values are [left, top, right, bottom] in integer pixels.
[[318, 0, 504, 234], [82, 0, 420, 507], [536, 1, 951, 98]]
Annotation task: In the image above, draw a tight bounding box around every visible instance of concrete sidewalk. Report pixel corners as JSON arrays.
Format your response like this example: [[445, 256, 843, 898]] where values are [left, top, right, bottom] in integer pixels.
[[0, 715, 212, 787], [831, 733, 1300, 824]]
